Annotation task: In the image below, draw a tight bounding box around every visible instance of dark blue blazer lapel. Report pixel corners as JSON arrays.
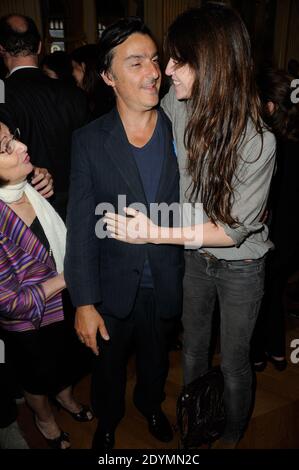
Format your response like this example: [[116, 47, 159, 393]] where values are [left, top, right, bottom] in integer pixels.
[[104, 109, 148, 208]]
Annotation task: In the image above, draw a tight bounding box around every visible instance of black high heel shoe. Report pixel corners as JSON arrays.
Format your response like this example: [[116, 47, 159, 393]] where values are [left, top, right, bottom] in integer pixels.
[[254, 354, 287, 372], [266, 354, 287, 371], [253, 360, 267, 372], [53, 398, 94, 422], [44, 430, 71, 449], [253, 351, 268, 372], [35, 417, 71, 449]]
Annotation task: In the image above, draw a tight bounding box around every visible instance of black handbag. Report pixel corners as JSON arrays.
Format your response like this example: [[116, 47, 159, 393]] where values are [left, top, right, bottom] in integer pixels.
[[176, 366, 225, 448]]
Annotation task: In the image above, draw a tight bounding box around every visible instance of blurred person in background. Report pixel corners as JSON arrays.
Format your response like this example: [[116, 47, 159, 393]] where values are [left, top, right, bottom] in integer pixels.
[[41, 51, 75, 86], [71, 44, 114, 119], [251, 68, 299, 371]]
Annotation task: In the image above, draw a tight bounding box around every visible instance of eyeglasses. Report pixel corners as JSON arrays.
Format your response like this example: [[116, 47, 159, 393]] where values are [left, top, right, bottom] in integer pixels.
[[0, 128, 21, 155]]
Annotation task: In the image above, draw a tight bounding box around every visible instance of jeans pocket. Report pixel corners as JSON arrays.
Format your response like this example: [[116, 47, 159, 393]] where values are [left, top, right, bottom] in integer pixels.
[[226, 258, 265, 274]]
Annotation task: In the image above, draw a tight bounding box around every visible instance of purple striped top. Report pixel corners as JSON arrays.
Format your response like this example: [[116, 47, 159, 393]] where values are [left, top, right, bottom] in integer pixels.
[[0, 200, 64, 332]]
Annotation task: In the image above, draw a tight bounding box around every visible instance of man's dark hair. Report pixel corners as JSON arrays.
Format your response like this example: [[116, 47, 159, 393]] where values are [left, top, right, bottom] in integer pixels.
[[0, 14, 41, 56], [97, 16, 153, 74]]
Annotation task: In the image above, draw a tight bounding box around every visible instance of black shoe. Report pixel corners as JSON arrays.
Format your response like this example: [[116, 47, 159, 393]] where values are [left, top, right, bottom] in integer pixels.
[[52, 398, 94, 422], [35, 417, 71, 450], [253, 360, 267, 372], [267, 354, 287, 371], [146, 410, 173, 443], [92, 429, 115, 451]]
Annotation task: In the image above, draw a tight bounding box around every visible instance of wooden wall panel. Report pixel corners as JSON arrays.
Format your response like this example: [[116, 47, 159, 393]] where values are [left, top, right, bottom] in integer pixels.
[[144, 0, 200, 49], [83, 0, 97, 45], [286, 0, 299, 66]]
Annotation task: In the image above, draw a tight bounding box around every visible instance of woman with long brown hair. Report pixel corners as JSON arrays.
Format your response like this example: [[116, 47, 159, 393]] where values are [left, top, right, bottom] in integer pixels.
[[104, 4, 276, 447]]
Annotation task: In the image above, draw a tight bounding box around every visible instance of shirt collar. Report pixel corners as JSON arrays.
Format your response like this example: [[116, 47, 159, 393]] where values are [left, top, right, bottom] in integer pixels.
[[9, 65, 39, 77]]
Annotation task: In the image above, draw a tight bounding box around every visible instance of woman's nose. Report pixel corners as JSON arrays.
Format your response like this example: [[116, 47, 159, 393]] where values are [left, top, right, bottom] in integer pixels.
[[165, 58, 175, 76]]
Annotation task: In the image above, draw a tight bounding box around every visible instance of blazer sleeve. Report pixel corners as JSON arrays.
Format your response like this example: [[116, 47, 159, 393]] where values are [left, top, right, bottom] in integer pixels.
[[64, 130, 102, 306], [0, 248, 46, 329]]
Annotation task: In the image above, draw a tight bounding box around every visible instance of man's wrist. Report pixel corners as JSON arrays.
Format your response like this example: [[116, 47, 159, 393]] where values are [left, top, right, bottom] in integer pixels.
[[76, 304, 94, 313]]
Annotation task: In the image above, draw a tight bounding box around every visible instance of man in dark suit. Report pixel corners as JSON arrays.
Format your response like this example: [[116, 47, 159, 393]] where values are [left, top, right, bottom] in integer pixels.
[[65, 17, 184, 451], [0, 14, 90, 219]]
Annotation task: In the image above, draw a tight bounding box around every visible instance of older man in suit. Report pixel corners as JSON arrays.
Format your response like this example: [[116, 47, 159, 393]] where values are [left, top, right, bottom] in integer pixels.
[[65, 17, 184, 451], [0, 14, 90, 219]]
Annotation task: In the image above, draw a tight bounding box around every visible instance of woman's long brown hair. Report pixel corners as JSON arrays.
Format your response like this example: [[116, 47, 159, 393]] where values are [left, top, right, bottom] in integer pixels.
[[165, 4, 264, 226]]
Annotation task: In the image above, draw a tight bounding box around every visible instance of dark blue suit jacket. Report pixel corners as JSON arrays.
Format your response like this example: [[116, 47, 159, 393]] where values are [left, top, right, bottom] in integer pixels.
[[65, 107, 183, 319]]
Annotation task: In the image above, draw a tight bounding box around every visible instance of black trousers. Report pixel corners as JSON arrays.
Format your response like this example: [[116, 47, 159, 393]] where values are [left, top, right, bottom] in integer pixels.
[[91, 288, 176, 431], [251, 246, 299, 360], [0, 328, 18, 428], [0, 363, 18, 428]]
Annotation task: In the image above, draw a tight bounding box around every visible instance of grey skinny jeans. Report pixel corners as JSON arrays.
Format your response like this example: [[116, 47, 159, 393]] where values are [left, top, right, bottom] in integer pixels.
[[182, 250, 265, 442]]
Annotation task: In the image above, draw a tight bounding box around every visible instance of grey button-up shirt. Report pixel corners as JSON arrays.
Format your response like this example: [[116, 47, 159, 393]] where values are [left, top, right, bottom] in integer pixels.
[[161, 86, 276, 260]]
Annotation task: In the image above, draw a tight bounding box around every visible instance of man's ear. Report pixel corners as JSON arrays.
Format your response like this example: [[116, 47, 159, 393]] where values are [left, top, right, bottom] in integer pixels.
[[101, 70, 115, 88]]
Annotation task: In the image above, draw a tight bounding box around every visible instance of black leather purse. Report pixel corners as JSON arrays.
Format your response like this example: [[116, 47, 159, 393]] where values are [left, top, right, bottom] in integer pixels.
[[176, 366, 225, 448]]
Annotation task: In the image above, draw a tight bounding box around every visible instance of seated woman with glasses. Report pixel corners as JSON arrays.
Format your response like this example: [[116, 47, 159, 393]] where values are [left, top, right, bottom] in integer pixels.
[[0, 123, 93, 449]]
